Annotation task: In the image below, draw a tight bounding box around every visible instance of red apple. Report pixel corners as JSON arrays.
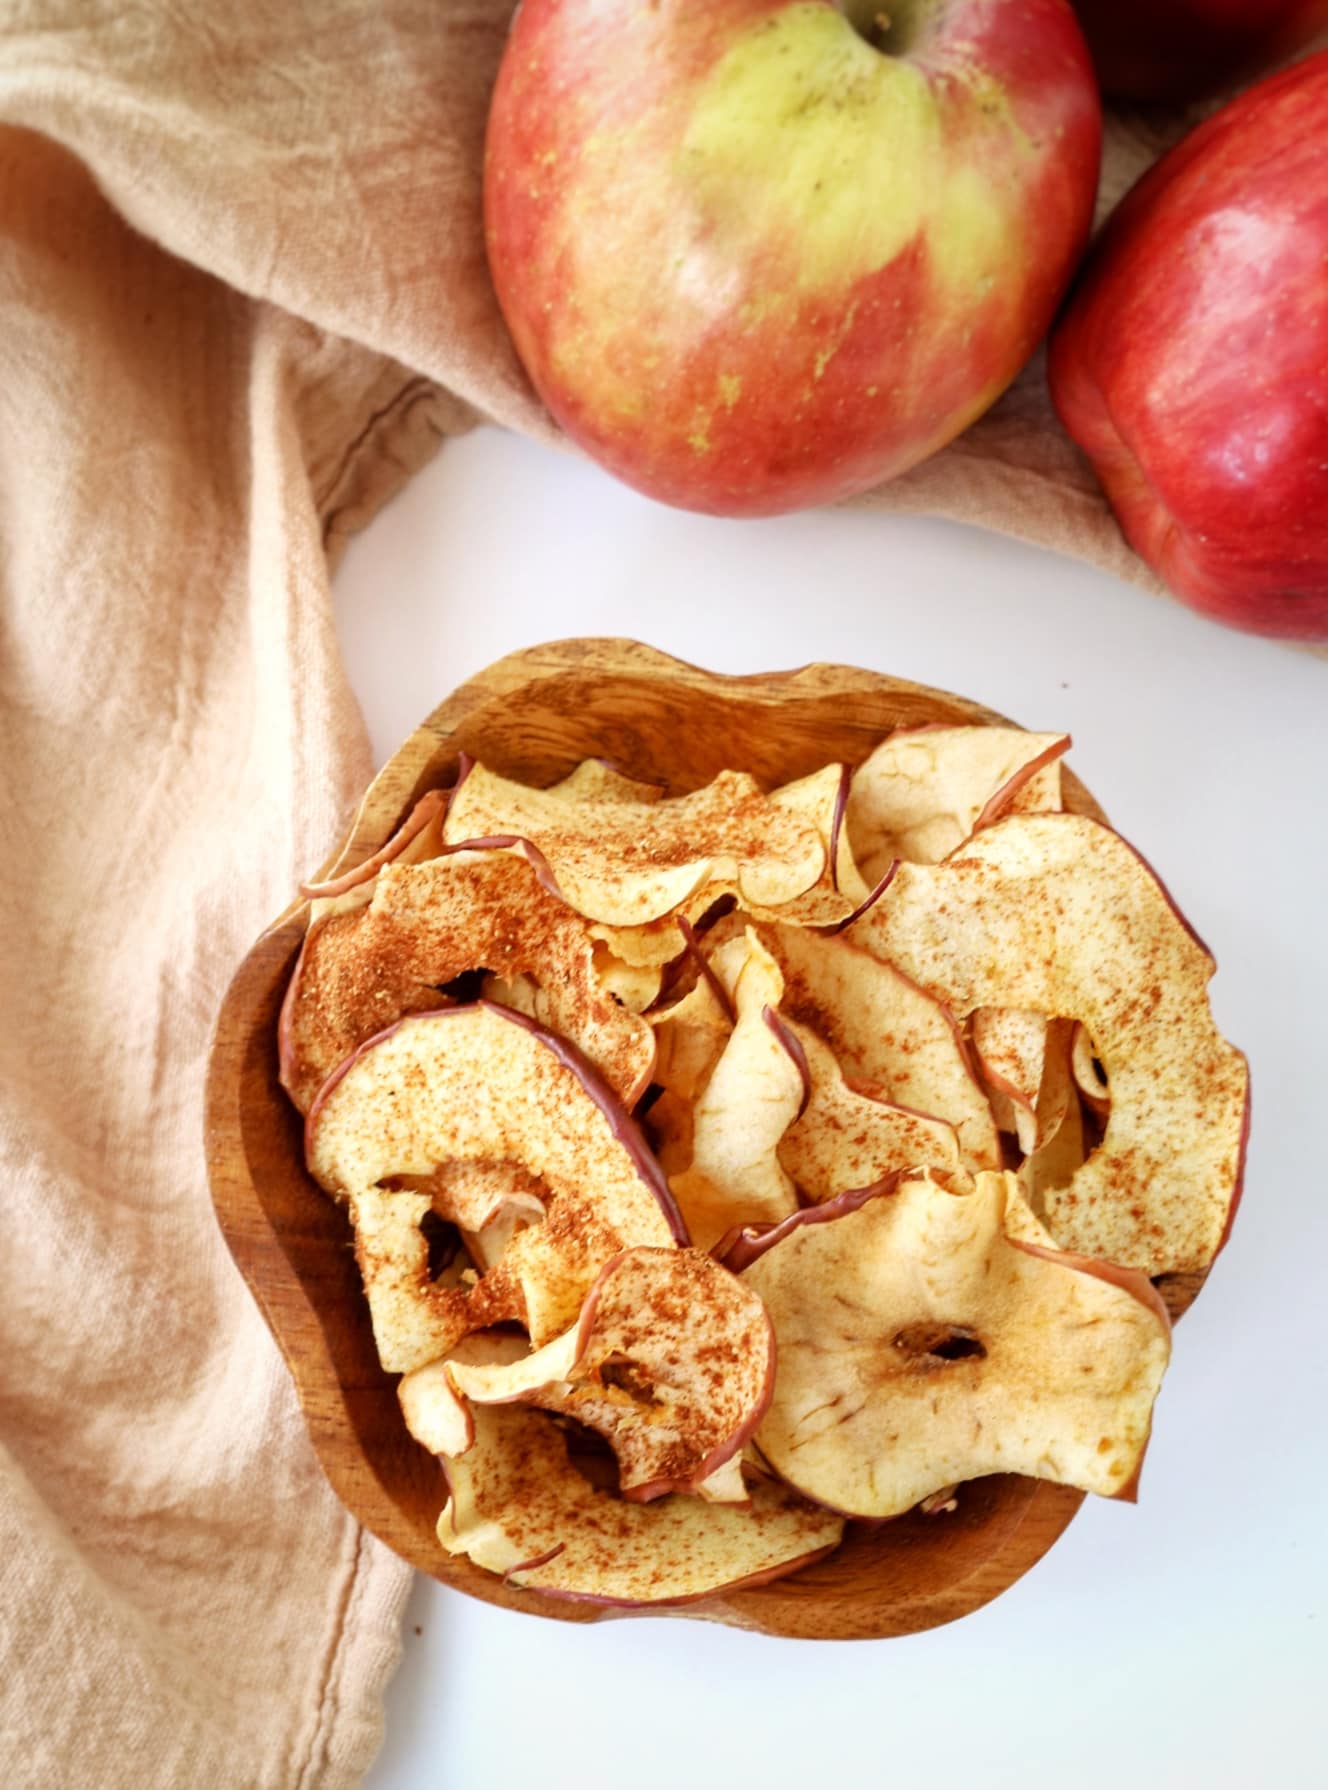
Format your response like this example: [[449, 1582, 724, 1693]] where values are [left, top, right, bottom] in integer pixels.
[[1049, 53, 1328, 640], [1070, 1, 1328, 102], [484, 0, 1101, 517]]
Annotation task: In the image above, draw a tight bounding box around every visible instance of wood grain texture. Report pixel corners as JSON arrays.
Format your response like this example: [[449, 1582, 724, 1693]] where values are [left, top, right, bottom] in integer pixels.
[[205, 638, 1192, 1638]]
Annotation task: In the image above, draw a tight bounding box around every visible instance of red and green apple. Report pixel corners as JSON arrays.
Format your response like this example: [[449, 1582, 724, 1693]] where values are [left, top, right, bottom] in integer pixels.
[[485, 0, 1101, 516]]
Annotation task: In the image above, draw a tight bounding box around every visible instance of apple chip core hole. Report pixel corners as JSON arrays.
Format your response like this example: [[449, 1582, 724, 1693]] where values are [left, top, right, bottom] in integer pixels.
[[892, 1323, 987, 1364], [596, 1353, 662, 1407], [418, 1210, 464, 1280]]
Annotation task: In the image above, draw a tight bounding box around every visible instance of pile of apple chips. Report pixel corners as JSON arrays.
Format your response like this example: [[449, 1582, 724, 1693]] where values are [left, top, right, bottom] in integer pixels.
[[280, 728, 1249, 1606]]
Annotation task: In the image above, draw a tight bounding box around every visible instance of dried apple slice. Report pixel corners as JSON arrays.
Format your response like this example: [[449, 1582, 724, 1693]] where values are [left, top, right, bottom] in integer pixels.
[[667, 932, 804, 1249], [307, 1004, 685, 1358], [399, 1332, 531, 1457], [756, 922, 1002, 1173], [547, 759, 666, 805], [343, 1186, 477, 1372], [735, 1171, 1171, 1518], [437, 1404, 842, 1605], [1071, 1022, 1111, 1116], [443, 762, 828, 927], [971, 1006, 1047, 1153], [301, 787, 450, 903], [645, 977, 733, 1175], [772, 1019, 960, 1199], [447, 1247, 774, 1501], [846, 726, 1070, 883], [849, 813, 1249, 1274], [279, 851, 655, 1113]]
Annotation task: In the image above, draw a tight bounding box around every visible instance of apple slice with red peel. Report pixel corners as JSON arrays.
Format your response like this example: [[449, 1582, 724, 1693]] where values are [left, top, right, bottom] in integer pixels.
[[770, 761, 869, 906], [308, 1003, 685, 1353], [756, 922, 1002, 1174], [399, 1332, 531, 1458], [301, 787, 450, 903], [443, 762, 828, 927], [345, 1187, 481, 1372], [845, 727, 1071, 884], [279, 851, 655, 1114], [447, 1246, 775, 1501], [667, 932, 804, 1249], [1005, 753, 1064, 818], [773, 1019, 960, 1199], [437, 1403, 842, 1605], [739, 1170, 1171, 1518], [849, 813, 1249, 1275]]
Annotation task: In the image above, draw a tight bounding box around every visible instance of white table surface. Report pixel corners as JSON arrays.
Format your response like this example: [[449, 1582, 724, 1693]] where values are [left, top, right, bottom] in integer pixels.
[[334, 425, 1327, 1790]]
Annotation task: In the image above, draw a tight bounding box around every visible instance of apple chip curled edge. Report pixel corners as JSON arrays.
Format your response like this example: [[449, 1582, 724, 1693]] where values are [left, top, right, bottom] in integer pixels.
[[279, 851, 655, 1115], [443, 760, 830, 927], [666, 931, 804, 1249], [848, 813, 1250, 1276], [305, 1003, 685, 1363], [755, 921, 1002, 1174], [845, 726, 1070, 884], [446, 1246, 775, 1502], [436, 1402, 842, 1606], [727, 1170, 1171, 1519]]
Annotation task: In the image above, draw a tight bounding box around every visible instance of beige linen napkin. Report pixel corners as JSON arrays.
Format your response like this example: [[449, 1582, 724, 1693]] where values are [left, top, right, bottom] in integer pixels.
[[0, 7, 1318, 1788]]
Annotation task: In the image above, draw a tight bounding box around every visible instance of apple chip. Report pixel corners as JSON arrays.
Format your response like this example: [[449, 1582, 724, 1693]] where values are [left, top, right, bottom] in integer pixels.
[[1071, 1022, 1111, 1115], [849, 813, 1249, 1274], [547, 759, 665, 806], [302, 787, 450, 905], [644, 977, 733, 1175], [343, 1186, 477, 1373], [399, 1331, 530, 1458], [971, 1006, 1047, 1152], [444, 762, 828, 927], [735, 1171, 1171, 1517], [756, 922, 1002, 1173], [773, 1019, 960, 1199], [279, 851, 655, 1113], [448, 1247, 775, 1501], [437, 1404, 842, 1605], [667, 932, 804, 1249], [846, 726, 1070, 883], [307, 1004, 685, 1352]]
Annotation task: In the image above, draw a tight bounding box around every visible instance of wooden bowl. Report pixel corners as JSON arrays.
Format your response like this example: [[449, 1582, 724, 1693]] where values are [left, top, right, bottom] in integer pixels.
[[207, 637, 1119, 1639]]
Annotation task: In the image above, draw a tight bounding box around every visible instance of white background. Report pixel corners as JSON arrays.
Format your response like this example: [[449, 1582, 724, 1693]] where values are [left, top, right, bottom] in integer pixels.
[[335, 426, 1327, 1790]]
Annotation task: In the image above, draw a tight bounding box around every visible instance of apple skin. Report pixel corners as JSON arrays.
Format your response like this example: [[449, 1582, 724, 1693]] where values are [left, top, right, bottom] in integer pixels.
[[1048, 52, 1328, 641], [485, 0, 1101, 518], [1069, 1, 1328, 102]]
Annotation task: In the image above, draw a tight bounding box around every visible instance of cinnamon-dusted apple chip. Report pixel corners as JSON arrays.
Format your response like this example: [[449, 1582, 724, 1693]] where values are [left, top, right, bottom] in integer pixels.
[[845, 726, 1070, 883], [756, 922, 1002, 1173], [279, 850, 655, 1113], [731, 1171, 1171, 1518], [667, 932, 804, 1249], [447, 1247, 774, 1501], [436, 1404, 842, 1605], [849, 814, 1250, 1274], [772, 1018, 960, 1199], [443, 762, 828, 927], [307, 1004, 685, 1354], [971, 1006, 1048, 1151]]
